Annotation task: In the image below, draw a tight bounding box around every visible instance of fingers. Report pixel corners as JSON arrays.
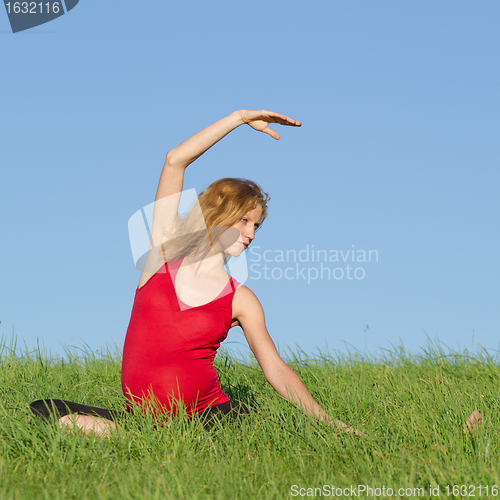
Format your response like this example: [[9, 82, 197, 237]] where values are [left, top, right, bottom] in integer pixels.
[[281, 116, 302, 127], [243, 109, 302, 127], [264, 111, 301, 127], [263, 126, 281, 140], [244, 110, 301, 139], [332, 420, 367, 438], [463, 410, 482, 434], [346, 426, 368, 438]]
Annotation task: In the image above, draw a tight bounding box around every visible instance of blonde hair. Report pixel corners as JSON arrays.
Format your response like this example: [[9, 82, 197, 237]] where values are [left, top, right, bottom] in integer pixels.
[[162, 178, 269, 263]]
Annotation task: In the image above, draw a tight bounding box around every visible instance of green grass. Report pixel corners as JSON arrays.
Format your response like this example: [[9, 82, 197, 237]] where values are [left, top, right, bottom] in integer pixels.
[[1, 337, 499, 499]]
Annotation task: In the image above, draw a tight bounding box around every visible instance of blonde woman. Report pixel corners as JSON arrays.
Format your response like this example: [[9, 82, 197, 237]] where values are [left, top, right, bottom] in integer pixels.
[[31, 110, 361, 436]]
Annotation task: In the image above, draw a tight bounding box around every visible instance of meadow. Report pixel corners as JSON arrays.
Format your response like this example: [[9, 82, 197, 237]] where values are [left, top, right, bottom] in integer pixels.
[[0, 336, 498, 499]]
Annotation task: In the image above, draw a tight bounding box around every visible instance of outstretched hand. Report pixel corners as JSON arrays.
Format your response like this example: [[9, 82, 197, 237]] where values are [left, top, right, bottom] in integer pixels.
[[239, 109, 301, 140], [463, 410, 482, 434], [339, 422, 368, 438], [326, 417, 368, 438]]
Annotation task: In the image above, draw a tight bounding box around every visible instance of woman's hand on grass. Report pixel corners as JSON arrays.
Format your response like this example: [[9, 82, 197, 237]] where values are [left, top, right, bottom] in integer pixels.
[[332, 418, 368, 438], [463, 410, 482, 434], [238, 109, 301, 140]]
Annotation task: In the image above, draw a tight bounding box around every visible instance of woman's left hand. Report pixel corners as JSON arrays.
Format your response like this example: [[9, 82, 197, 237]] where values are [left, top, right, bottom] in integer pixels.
[[332, 419, 368, 438]]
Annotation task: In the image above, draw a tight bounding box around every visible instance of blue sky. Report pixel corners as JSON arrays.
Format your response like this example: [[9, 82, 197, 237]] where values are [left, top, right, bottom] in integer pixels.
[[1, 1, 499, 360]]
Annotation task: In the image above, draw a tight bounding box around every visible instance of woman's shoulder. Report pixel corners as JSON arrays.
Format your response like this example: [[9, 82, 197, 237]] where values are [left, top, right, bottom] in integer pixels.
[[231, 284, 266, 325], [232, 284, 262, 307]]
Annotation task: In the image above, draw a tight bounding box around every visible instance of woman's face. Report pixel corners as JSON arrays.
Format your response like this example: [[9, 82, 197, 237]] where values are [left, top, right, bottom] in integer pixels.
[[222, 205, 263, 257]]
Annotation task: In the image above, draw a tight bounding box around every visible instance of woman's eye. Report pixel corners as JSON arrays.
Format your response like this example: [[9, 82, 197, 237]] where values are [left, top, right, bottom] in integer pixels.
[[241, 218, 248, 223]]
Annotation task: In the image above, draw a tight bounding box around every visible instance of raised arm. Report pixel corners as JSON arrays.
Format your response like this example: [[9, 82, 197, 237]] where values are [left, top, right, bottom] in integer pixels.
[[232, 286, 364, 436], [139, 110, 301, 288], [157, 109, 301, 199]]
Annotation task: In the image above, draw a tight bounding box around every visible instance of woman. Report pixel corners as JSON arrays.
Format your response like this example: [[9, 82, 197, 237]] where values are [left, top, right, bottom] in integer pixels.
[[31, 110, 361, 436]]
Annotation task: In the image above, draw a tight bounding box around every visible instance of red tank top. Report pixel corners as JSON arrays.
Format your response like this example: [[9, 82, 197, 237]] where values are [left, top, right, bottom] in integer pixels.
[[121, 258, 236, 416]]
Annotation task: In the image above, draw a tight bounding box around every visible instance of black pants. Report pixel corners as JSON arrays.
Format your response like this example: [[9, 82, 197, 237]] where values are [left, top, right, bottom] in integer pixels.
[[29, 399, 251, 430]]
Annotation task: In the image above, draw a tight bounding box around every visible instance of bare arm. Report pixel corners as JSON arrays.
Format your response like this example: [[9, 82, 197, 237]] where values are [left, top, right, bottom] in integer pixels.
[[139, 112, 246, 287], [232, 286, 363, 435], [157, 109, 301, 199], [156, 111, 244, 202], [139, 110, 301, 288]]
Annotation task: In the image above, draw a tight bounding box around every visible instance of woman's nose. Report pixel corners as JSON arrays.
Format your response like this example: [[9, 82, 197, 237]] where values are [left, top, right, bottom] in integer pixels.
[[244, 226, 255, 240]]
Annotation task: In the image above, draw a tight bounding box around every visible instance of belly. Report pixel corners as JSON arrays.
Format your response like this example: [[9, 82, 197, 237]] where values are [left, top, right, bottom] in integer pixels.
[[123, 356, 219, 405]]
